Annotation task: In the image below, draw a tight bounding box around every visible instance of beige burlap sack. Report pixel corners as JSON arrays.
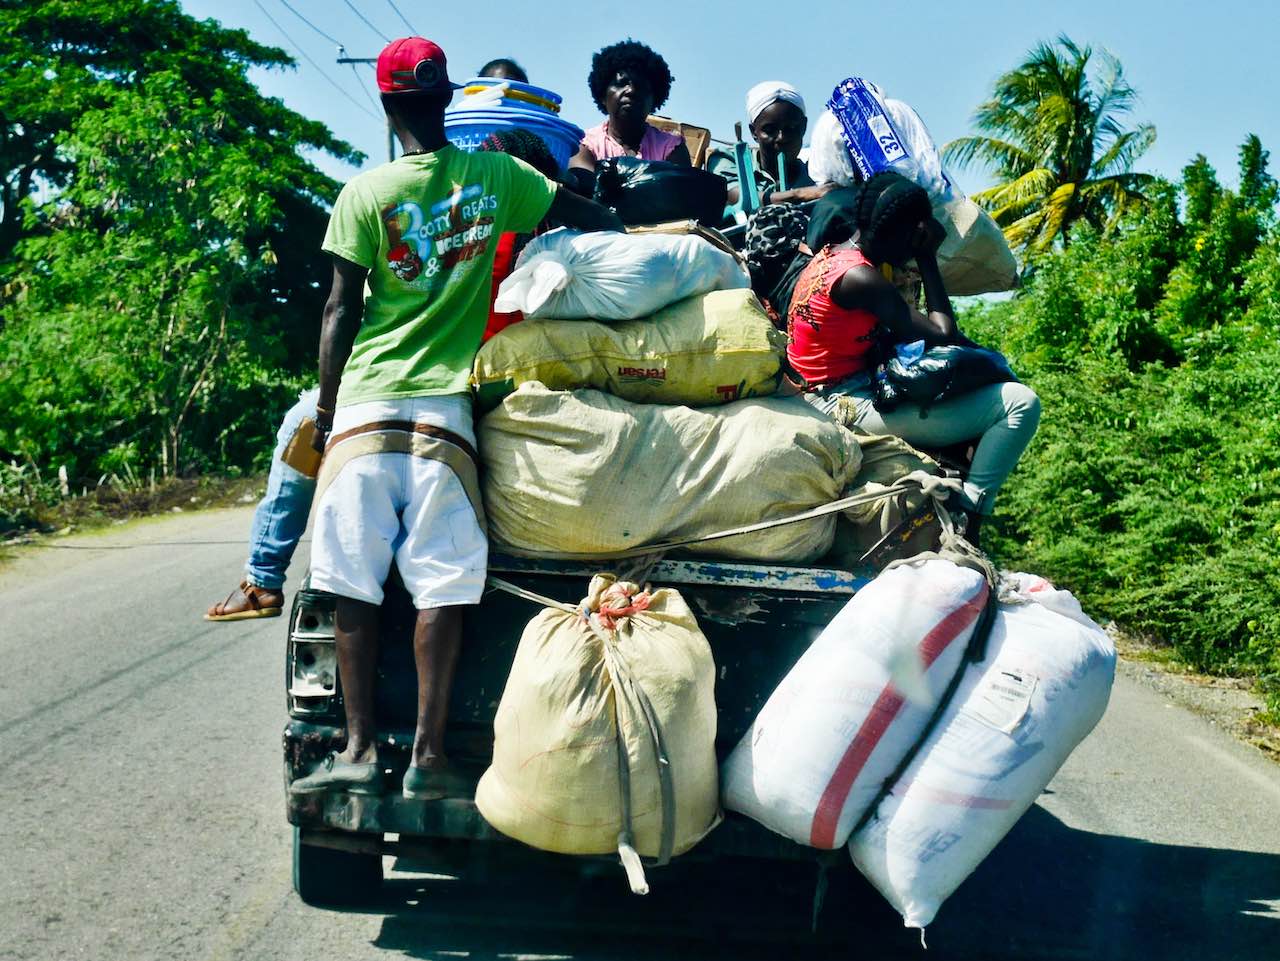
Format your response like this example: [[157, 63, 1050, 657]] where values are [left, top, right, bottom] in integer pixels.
[[471, 289, 784, 411], [936, 196, 1019, 296], [479, 385, 861, 562], [475, 576, 720, 876], [825, 421, 944, 569]]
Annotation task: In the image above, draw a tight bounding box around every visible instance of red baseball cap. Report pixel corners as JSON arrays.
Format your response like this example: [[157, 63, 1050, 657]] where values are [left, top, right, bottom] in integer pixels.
[[376, 37, 463, 94]]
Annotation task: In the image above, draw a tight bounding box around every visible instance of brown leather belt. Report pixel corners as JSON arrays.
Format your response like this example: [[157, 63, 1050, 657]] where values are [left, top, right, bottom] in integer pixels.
[[325, 419, 479, 465]]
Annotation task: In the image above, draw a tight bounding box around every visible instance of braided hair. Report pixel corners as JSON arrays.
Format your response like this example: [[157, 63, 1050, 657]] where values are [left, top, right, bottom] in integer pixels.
[[852, 171, 932, 265], [478, 128, 561, 179]]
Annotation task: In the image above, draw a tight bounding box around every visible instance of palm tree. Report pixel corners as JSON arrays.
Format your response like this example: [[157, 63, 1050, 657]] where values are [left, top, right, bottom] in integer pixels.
[[944, 36, 1156, 254]]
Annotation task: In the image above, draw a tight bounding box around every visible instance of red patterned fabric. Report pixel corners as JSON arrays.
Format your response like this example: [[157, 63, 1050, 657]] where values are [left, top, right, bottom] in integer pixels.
[[786, 246, 880, 387]]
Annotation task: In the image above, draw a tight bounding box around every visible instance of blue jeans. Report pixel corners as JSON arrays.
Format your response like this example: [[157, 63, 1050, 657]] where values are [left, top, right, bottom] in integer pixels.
[[244, 388, 319, 590], [807, 381, 1041, 515]]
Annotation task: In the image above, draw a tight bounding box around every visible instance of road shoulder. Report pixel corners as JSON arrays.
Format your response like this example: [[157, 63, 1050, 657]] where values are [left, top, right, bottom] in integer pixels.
[[1114, 630, 1280, 762]]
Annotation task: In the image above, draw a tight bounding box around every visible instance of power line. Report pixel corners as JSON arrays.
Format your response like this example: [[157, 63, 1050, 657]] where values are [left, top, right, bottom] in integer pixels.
[[338, 55, 395, 162], [276, 0, 341, 46], [65, 13, 368, 177], [251, 0, 378, 120], [75, 15, 299, 137], [385, 0, 418, 35], [347, 62, 379, 114], [342, 1, 390, 43]]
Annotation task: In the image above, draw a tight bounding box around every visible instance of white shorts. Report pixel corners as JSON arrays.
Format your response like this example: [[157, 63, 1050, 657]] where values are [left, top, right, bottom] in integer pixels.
[[309, 394, 487, 609]]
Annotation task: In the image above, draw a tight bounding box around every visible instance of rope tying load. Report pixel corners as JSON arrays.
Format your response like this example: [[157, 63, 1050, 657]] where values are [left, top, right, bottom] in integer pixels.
[[493, 470, 963, 563], [483, 575, 703, 895], [594, 581, 654, 632]]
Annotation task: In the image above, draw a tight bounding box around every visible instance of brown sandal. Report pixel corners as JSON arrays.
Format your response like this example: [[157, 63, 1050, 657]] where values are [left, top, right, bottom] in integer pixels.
[[205, 580, 284, 621]]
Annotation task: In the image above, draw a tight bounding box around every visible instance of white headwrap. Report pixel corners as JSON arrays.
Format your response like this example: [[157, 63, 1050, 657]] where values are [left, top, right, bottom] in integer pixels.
[[745, 81, 806, 124]]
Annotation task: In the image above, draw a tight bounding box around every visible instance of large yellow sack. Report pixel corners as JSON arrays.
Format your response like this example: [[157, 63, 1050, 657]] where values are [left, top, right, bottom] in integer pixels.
[[475, 576, 720, 878], [479, 384, 861, 562], [471, 289, 784, 411]]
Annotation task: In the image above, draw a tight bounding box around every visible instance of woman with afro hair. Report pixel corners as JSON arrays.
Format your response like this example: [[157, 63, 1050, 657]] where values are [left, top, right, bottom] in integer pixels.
[[570, 39, 691, 172], [784, 172, 1041, 538]]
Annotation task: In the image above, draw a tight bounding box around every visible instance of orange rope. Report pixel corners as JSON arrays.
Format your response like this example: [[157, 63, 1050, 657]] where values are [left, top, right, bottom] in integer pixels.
[[595, 584, 652, 632]]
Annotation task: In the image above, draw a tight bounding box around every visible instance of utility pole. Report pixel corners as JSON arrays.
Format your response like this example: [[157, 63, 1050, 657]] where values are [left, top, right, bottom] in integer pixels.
[[336, 51, 395, 162]]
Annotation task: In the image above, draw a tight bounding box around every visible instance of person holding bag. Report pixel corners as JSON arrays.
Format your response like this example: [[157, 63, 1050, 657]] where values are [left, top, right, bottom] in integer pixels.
[[783, 172, 1040, 537]]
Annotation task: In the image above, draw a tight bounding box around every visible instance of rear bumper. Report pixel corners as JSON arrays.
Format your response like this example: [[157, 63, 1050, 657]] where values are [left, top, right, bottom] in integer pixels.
[[284, 554, 864, 865], [284, 720, 819, 863]]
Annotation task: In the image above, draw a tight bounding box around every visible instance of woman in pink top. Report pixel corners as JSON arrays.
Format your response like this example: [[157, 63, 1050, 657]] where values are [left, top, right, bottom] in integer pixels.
[[570, 40, 690, 172]]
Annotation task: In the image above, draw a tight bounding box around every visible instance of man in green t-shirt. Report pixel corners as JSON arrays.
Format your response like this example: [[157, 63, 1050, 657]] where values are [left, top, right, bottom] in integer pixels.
[[291, 37, 622, 800]]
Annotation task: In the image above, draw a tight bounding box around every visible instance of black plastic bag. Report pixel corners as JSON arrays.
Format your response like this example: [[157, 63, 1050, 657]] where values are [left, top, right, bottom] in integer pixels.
[[874, 345, 1017, 414], [593, 157, 728, 228]]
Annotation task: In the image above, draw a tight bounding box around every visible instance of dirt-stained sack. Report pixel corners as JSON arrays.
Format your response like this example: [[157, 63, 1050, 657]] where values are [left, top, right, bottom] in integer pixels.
[[475, 575, 720, 866], [934, 196, 1019, 296], [479, 385, 860, 562], [826, 426, 944, 570], [720, 559, 990, 849], [849, 574, 1116, 930], [471, 289, 784, 411]]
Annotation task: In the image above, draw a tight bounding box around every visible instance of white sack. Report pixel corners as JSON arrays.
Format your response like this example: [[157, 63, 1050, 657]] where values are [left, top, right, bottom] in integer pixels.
[[848, 573, 1116, 930], [808, 109, 858, 188], [494, 228, 749, 321], [721, 559, 990, 849]]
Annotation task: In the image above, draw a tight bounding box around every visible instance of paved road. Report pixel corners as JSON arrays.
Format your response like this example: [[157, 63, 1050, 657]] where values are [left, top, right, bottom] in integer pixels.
[[1, 508, 1277, 961]]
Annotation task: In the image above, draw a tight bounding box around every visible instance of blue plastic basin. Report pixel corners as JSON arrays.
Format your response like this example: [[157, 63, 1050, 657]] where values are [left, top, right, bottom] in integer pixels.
[[445, 107, 585, 170]]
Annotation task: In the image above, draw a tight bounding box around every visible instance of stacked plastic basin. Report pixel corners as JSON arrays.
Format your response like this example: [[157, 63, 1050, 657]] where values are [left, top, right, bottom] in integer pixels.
[[445, 78, 584, 171]]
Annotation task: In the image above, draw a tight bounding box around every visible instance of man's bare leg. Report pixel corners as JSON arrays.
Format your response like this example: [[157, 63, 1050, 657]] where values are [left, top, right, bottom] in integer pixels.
[[409, 605, 463, 770], [334, 596, 381, 765], [289, 595, 384, 794]]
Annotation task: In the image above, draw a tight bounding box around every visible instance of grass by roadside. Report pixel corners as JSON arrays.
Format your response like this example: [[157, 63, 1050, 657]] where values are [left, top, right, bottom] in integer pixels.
[[0, 474, 267, 556]]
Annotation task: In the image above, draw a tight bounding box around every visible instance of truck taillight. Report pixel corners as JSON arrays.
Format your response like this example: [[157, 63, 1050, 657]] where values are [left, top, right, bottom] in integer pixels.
[[287, 590, 339, 718]]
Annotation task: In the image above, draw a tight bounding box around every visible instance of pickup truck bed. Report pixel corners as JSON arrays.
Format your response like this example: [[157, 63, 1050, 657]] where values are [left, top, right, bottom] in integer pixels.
[[283, 552, 868, 903]]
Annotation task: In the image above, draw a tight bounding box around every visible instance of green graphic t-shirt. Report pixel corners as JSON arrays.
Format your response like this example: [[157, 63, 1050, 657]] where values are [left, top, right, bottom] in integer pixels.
[[322, 145, 557, 406]]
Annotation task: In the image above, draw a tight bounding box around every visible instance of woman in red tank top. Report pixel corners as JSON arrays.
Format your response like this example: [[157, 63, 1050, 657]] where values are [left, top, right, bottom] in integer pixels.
[[787, 244, 881, 386], [747, 173, 1041, 540]]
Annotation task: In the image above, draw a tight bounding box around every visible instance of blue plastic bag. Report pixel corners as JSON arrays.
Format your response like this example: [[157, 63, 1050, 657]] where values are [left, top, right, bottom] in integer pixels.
[[826, 77, 911, 181]]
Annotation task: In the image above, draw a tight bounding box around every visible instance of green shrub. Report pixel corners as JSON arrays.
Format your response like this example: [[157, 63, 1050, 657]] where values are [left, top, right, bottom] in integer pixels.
[[963, 141, 1280, 712]]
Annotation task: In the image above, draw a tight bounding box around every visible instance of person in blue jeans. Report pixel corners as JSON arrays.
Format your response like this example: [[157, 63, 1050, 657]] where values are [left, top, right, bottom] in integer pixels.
[[205, 387, 319, 620]]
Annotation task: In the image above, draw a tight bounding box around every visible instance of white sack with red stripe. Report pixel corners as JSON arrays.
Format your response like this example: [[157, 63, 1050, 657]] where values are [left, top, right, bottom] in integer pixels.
[[848, 573, 1115, 930], [720, 558, 989, 850]]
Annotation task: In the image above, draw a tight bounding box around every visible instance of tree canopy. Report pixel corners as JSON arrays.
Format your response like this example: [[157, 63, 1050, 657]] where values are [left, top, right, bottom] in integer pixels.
[[944, 35, 1156, 254], [0, 0, 363, 486]]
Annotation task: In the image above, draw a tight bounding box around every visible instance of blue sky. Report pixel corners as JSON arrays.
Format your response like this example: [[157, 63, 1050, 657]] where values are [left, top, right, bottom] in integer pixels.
[[182, 0, 1280, 196]]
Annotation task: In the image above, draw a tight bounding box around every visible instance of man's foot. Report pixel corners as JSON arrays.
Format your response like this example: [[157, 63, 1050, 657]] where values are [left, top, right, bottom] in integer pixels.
[[290, 752, 384, 796], [205, 580, 284, 621], [402, 762, 472, 801]]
